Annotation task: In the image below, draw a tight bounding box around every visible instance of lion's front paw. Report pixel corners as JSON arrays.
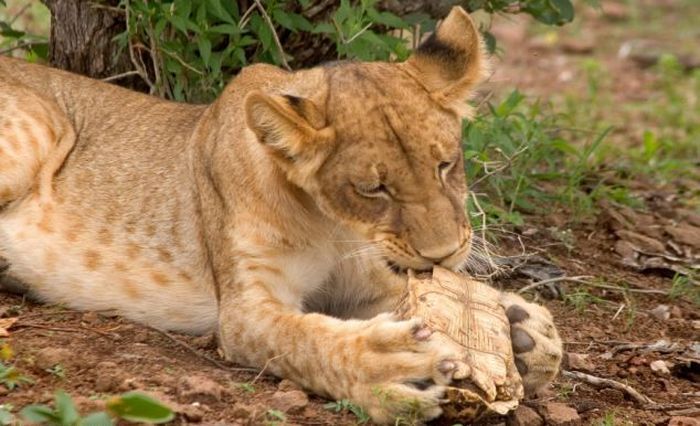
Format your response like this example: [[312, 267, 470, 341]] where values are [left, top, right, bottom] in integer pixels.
[[343, 314, 458, 425], [500, 293, 563, 394]]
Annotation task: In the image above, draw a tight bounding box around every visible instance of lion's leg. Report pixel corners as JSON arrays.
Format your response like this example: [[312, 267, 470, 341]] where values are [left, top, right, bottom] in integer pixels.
[[0, 84, 75, 205]]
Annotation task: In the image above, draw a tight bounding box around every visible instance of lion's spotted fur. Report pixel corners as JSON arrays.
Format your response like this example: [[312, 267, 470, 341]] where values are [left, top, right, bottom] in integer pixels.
[[0, 8, 560, 423]]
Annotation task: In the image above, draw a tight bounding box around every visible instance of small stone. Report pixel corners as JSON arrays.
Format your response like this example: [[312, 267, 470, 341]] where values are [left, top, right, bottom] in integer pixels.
[[81, 311, 99, 323], [72, 396, 106, 413], [566, 353, 595, 372], [177, 375, 226, 404], [118, 377, 141, 391], [507, 405, 543, 426], [602, 2, 629, 21], [669, 417, 700, 426], [231, 402, 263, 419], [94, 373, 120, 392], [538, 402, 581, 426], [277, 379, 301, 391], [34, 347, 73, 371], [181, 404, 204, 422], [650, 305, 671, 321], [629, 356, 648, 366], [650, 360, 671, 375], [269, 390, 309, 414], [670, 305, 683, 319], [561, 39, 594, 55]]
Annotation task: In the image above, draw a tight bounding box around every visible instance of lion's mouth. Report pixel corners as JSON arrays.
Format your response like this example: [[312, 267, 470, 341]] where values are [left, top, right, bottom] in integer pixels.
[[386, 261, 432, 277]]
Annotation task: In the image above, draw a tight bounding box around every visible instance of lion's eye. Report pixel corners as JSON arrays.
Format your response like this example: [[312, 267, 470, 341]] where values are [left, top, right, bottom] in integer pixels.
[[438, 161, 453, 172], [437, 161, 454, 181], [355, 183, 390, 199]]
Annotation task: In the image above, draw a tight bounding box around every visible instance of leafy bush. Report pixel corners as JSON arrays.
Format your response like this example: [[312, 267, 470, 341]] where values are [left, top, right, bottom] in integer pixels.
[[112, 0, 578, 102], [464, 91, 610, 227], [0, 0, 49, 61]]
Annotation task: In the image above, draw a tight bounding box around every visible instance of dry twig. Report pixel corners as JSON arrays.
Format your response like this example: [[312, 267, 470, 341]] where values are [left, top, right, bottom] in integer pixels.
[[14, 322, 114, 338], [101, 70, 141, 83], [253, 0, 291, 71], [145, 325, 257, 373], [251, 352, 288, 384], [562, 370, 654, 406], [517, 275, 594, 294]]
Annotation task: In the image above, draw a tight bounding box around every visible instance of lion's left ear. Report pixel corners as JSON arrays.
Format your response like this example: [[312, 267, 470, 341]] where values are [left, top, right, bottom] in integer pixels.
[[245, 91, 334, 183], [403, 7, 489, 116]]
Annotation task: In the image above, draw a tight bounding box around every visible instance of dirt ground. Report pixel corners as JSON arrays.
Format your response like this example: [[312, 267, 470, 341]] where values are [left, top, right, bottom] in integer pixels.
[[1, 1, 698, 425]]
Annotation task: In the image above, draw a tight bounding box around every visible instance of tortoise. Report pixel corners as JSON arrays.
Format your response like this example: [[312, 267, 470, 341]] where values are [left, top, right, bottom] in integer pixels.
[[395, 267, 524, 421]]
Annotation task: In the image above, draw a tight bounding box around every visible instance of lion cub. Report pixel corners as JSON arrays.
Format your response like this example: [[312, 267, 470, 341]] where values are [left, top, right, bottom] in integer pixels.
[[0, 7, 561, 423]]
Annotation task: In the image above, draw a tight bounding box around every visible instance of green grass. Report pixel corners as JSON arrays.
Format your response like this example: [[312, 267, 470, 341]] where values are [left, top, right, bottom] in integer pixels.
[[324, 399, 370, 424]]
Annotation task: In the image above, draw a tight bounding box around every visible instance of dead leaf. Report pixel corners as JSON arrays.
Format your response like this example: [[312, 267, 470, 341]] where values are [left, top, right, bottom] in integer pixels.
[[616, 230, 666, 253], [664, 223, 700, 249], [0, 317, 18, 337]]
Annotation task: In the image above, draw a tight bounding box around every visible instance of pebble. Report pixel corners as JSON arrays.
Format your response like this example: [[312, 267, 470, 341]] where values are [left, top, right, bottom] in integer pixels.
[[650, 360, 671, 375], [538, 402, 581, 426], [668, 417, 700, 426], [231, 402, 264, 420], [278, 379, 302, 391], [177, 375, 226, 404], [269, 390, 309, 414], [507, 405, 543, 426], [34, 347, 73, 371], [566, 353, 595, 372], [650, 305, 671, 321]]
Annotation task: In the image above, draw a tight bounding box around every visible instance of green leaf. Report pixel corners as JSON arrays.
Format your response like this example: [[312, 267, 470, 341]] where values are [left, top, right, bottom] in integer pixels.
[[206, 0, 235, 24], [106, 392, 174, 424], [334, 0, 353, 24], [0, 408, 14, 426], [198, 37, 212, 67], [481, 29, 496, 54], [173, 0, 192, 18], [209, 23, 239, 35], [311, 22, 334, 34], [250, 14, 273, 52], [20, 405, 60, 424], [495, 90, 525, 117], [525, 0, 575, 25], [0, 22, 25, 38], [367, 9, 407, 28], [272, 9, 295, 31], [80, 412, 113, 426], [167, 15, 199, 34], [55, 391, 80, 426]]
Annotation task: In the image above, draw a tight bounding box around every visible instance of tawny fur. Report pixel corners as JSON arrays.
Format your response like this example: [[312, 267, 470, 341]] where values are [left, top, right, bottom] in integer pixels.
[[0, 8, 561, 423]]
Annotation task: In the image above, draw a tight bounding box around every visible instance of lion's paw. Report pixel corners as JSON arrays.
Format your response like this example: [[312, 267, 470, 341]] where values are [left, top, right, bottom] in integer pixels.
[[345, 314, 459, 424], [499, 292, 563, 394]]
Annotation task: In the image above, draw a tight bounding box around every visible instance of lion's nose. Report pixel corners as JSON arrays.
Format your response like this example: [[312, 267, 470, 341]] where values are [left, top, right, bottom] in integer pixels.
[[418, 242, 461, 263]]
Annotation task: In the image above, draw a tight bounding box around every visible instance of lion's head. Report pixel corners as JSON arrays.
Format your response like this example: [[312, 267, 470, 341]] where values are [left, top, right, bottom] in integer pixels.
[[245, 7, 488, 275]]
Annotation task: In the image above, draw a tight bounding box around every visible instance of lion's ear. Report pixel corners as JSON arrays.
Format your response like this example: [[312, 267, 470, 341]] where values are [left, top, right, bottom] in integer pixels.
[[404, 7, 489, 116], [245, 92, 333, 176]]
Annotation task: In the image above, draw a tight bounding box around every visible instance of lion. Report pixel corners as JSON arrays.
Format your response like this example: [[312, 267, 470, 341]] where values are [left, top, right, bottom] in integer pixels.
[[0, 7, 561, 423]]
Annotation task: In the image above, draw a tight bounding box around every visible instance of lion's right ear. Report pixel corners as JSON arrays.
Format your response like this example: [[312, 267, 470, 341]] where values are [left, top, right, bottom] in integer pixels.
[[404, 7, 489, 116], [245, 92, 334, 176]]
